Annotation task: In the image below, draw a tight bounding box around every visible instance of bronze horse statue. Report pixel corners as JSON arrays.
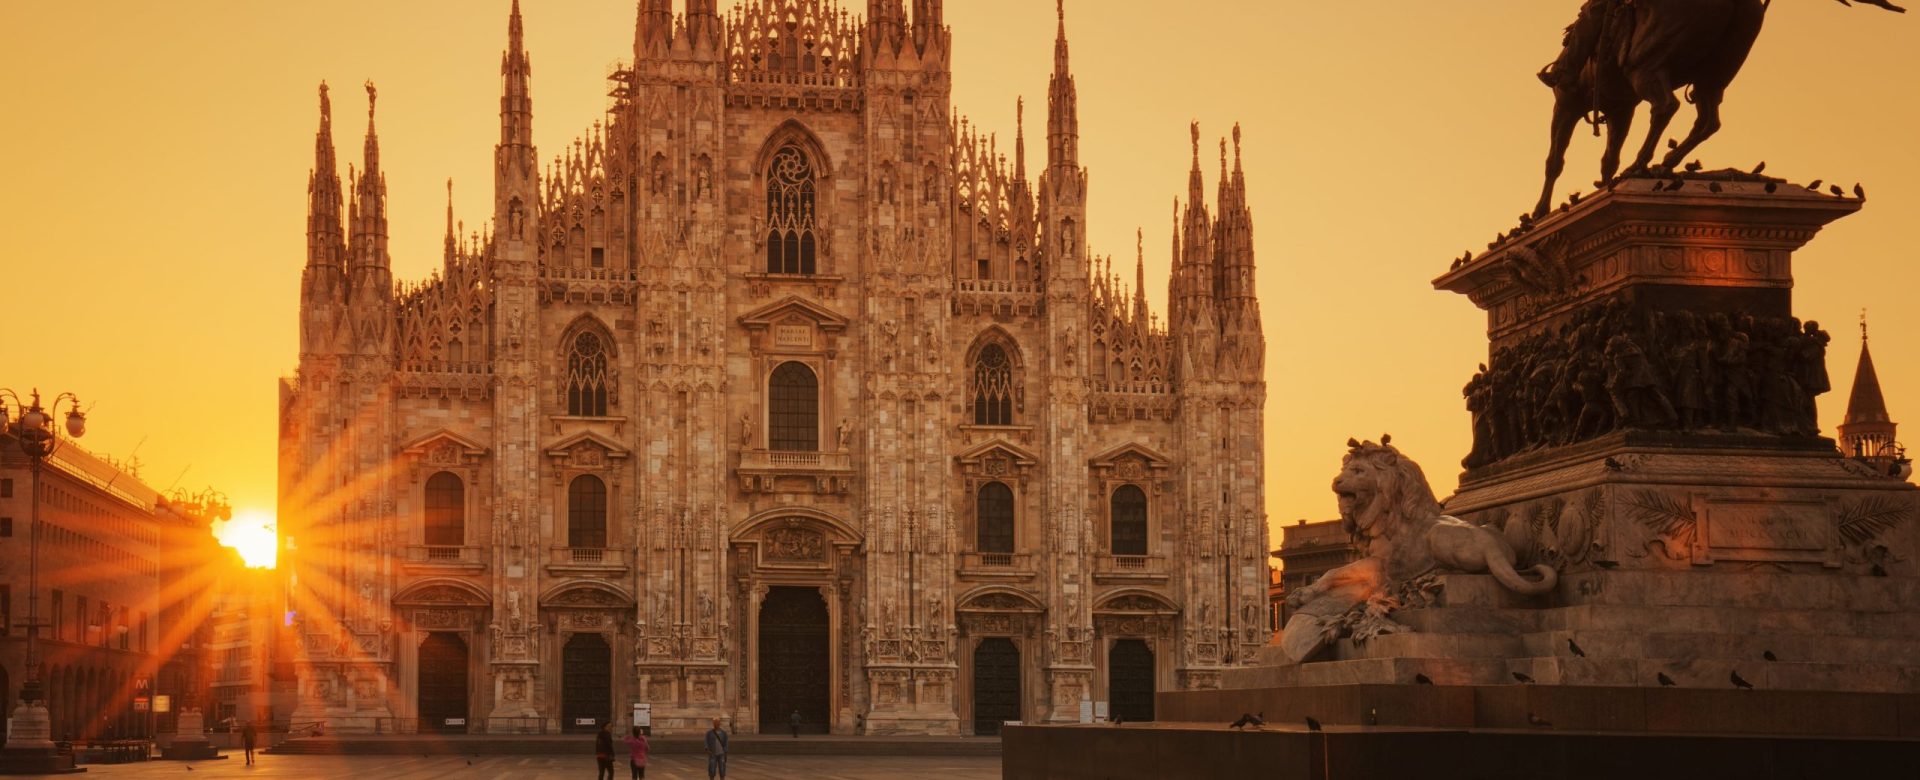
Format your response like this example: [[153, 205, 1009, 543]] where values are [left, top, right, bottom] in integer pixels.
[[1535, 0, 1905, 218]]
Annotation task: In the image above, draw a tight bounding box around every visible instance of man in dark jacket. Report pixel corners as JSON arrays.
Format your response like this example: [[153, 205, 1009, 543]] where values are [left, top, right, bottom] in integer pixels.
[[595, 722, 615, 780]]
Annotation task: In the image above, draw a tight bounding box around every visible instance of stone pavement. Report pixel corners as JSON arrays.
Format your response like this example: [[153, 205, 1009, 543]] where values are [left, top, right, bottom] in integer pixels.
[[73, 753, 1002, 779]]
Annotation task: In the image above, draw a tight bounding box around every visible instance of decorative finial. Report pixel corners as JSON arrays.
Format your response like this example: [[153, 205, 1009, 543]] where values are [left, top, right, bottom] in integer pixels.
[[1190, 121, 1200, 160], [1057, 0, 1065, 24], [1017, 96, 1024, 125], [1220, 137, 1228, 171], [1862, 308, 1870, 341], [364, 80, 377, 117], [1233, 123, 1242, 156]]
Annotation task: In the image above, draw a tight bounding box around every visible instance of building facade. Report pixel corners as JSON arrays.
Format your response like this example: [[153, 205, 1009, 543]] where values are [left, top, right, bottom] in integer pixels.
[[1269, 519, 1356, 628], [1, 439, 162, 742], [280, 0, 1269, 736]]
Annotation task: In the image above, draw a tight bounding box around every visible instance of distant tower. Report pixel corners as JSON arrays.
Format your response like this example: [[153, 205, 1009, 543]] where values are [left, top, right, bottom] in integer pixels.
[[1838, 312, 1900, 460]]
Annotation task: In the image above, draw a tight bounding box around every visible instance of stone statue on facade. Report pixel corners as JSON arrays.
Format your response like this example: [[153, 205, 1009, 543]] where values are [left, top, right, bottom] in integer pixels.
[[1533, 0, 1905, 217], [1281, 438, 1558, 664]]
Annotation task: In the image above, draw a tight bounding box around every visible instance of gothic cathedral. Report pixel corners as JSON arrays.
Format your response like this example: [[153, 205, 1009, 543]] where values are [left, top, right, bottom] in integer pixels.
[[280, 0, 1268, 735]]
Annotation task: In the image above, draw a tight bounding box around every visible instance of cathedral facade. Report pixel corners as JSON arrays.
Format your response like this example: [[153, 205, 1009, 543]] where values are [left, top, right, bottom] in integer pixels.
[[279, 0, 1269, 736]]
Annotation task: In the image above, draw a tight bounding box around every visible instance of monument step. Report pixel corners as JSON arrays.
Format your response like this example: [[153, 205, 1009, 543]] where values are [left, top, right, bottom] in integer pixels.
[[1396, 603, 1920, 638], [1432, 571, 1920, 612], [1259, 653, 1920, 693]]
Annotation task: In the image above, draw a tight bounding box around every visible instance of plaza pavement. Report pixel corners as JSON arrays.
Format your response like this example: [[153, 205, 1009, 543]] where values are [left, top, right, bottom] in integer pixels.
[[70, 753, 1002, 779]]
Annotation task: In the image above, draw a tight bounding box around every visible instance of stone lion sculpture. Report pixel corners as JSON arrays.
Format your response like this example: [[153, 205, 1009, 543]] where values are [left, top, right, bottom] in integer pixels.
[[1279, 437, 1557, 664]]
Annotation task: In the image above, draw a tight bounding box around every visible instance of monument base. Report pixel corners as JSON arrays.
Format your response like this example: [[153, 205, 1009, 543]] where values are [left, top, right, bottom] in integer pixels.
[[0, 749, 82, 776]]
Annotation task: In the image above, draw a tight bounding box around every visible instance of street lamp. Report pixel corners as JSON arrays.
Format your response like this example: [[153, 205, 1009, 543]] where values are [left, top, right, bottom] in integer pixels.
[[1, 388, 86, 759]]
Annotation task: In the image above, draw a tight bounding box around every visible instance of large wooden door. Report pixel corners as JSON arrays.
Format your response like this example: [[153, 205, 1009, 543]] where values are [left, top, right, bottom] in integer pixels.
[[417, 632, 470, 733], [971, 638, 1021, 735], [1108, 639, 1155, 722], [757, 586, 830, 733], [561, 633, 611, 733]]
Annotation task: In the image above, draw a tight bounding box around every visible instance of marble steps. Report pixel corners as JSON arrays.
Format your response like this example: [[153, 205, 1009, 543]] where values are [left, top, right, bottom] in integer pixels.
[[1439, 570, 1920, 612], [1250, 653, 1920, 693], [1395, 603, 1920, 639]]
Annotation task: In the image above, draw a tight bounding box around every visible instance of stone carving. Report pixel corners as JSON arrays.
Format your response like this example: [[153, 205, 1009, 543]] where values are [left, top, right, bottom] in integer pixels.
[[1532, 0, 1906, 217], [1622, 488, 1698, 561], [1463, 297, 1830, 468], [1281, 438, 1557, 664], [1836, 495, 1915, 572], [766, 527, 825, 561], [551, 587, 623, 607]]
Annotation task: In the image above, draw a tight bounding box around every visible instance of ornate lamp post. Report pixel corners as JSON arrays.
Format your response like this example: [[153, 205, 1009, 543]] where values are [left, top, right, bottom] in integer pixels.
[[1, 388, 86, 761]]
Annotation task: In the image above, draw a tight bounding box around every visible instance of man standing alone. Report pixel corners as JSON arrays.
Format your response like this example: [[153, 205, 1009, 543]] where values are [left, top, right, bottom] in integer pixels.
[[790, 709, 802, 738], [241, 720, 258, 766], [704, 717, 729, 779]]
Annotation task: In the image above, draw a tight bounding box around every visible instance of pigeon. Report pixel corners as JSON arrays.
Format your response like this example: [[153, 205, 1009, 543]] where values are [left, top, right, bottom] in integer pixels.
[[1751, 161, 1767, 176], [1381, 433, 1392, 445], [1414, 673, 1434, 685], [1304, 716, 1323, 732], [1567, 638, 1587, 658], [1657, 672, 1678, 687], [1527, 712, 1554, 728], [1512, 671, 1536, 684], [1764, 181, 1778, 194], [186, 767, 194, 772], [1854, 183, 1867, 199], [1807, 179, 1824, 191], [1685, 159, 1704, 173], [1709, 182, 1723, 194], [1228, 712, 1265, 730], [1570, 192, 1583, 204], [1763, 650, 1779, 662], [1732, 670, 1755, 690], [1113, 714, 1125, 726], [1667, 138, 1679, 150], [1829, 184, 1845, 197], [1604, 456, 1624, 471], [466, 760, 473, 766]]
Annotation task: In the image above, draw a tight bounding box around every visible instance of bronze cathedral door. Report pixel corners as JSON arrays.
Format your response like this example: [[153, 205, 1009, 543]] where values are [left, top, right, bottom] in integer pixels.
[[971, 638, 1021, 735], [757, 586, 830, 733], [1108, 639, 1155, 722], [417, 633, 470, 733], [561, 633, 611, 733]]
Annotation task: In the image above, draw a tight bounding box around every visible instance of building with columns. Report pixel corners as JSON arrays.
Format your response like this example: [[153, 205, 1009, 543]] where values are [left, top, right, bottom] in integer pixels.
[[279, 0, 1269, 736]]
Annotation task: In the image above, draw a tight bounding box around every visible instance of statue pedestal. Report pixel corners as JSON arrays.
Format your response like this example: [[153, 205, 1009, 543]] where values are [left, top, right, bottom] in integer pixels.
[[0, 702, 80, 775], [160, 708, 221, 761]]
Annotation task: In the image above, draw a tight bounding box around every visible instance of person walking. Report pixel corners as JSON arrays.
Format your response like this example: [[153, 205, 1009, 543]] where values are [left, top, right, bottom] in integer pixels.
[[789, 709, 802, 738], [241, 720, 258, 766], [623, 726, 649, 779], [594, 722, 616, 780], [704, 717, 729, 779]]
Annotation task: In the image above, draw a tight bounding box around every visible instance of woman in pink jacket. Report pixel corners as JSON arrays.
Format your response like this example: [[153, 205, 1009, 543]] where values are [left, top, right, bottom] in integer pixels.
[[624, 726, 650, 778]]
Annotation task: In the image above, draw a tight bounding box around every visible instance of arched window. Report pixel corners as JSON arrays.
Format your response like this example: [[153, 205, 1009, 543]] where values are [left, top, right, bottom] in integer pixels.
[[566, 330, 610, 416], [1110, 485, 1148, 556], [424, 471, 464, 547], [977, 481, 1015, 554], [568, 475, 608, 548], [765, 144, 818, 274], [972, 343, 1015, 426], [768, 362, 819, 451]]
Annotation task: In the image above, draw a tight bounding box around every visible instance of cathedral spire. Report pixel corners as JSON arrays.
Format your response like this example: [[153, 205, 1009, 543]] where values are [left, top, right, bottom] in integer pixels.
[[307, 81, 345, 272], [497, 0, 538, 246], [636, 0, 672, 59], [1217, 123, 1258, 310], [1014, 97, 1028, 184], [1134, 227, 1149, 323], [1046, 0, 1079, 174], [1839, 312, 1899, 458], [1178, 122, 1214, 323], [349, 81, 388, 272], [912, 0, 944, 53], [443, 178, 456, 267], [501, 0, 534, 153]]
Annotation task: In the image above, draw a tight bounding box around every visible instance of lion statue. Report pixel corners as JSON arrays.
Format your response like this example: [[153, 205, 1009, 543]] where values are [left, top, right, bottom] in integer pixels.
[[1279, 437, 1557, 664]]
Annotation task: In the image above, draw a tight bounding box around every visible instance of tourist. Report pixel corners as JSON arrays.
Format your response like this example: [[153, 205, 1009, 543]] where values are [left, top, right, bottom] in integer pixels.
[[704, 717, 729, 779], [594, 722, 615, 780], [241, 720, 258, 766], [624, 725, 649, 779], [790, 709, 802, 738]]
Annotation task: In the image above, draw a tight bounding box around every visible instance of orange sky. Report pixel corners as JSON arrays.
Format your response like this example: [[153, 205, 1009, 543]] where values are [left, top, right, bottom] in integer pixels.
[[2, 1, 1914, 544]]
